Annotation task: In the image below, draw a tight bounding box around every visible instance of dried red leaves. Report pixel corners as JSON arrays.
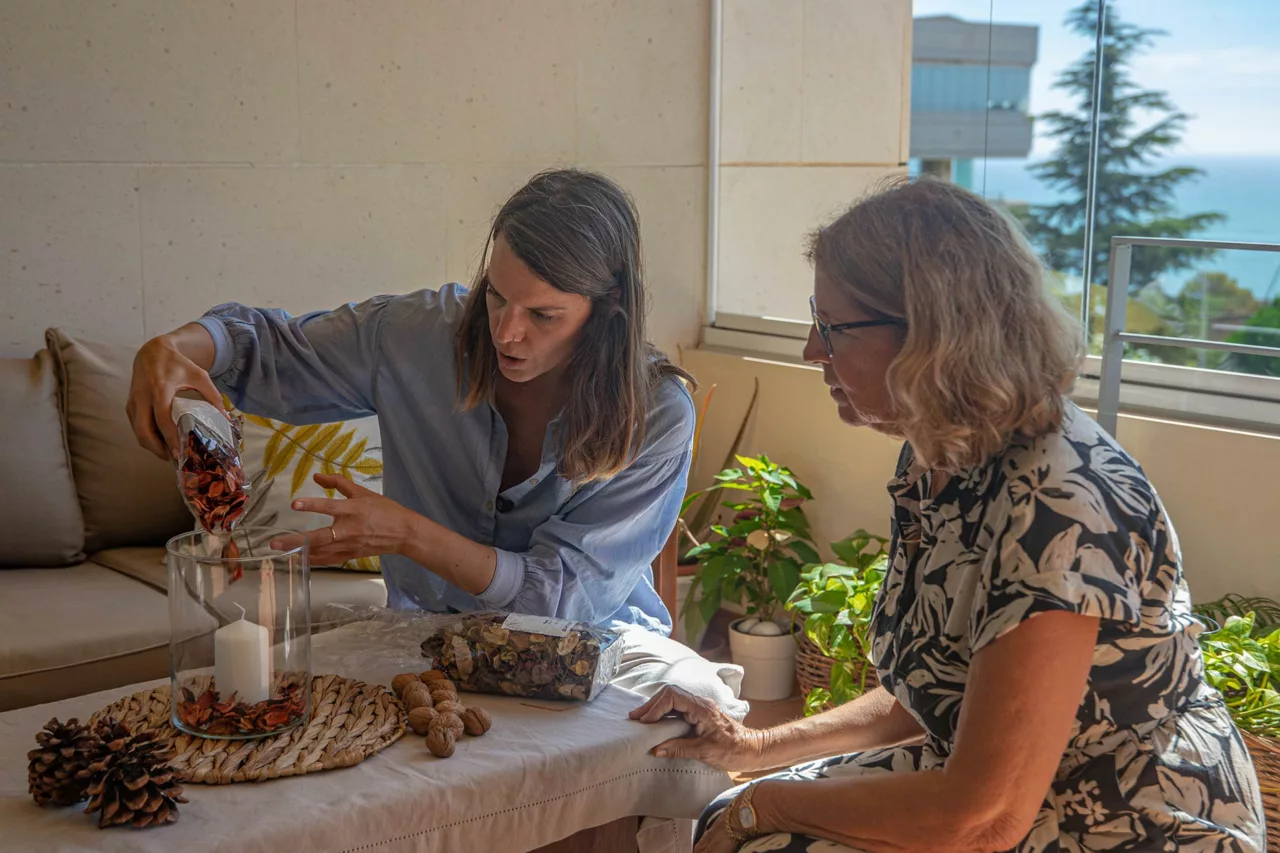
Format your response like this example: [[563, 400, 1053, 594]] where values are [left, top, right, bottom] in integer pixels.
[[178, 429, 247, 534], [176, 683, 306, 737]]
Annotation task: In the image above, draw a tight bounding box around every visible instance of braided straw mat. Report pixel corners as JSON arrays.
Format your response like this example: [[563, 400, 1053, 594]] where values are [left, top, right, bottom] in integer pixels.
[[88, 674, 406, 784]]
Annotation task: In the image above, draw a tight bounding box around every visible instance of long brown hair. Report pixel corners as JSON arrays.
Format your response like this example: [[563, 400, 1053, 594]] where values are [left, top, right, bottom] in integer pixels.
[[808, 177, 1083, 471], [455, 169, 693, 482]]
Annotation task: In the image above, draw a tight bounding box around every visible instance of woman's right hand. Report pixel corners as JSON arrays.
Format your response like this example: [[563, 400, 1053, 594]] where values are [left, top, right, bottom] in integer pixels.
[[630, 685, 771, 772], [126, 330, 226, 460]]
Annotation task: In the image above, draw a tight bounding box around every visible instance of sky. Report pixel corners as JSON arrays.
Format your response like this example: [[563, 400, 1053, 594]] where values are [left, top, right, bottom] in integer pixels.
[[912, 0, 1280, 157]]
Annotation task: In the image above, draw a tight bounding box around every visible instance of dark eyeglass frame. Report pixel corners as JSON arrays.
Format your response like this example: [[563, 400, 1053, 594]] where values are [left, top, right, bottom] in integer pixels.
[[810, 295, 904, 356]]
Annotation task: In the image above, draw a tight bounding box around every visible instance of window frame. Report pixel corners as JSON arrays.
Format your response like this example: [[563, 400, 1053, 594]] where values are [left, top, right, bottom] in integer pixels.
[[702, 2, 1280, 431], [700, 316, 1280, 434]]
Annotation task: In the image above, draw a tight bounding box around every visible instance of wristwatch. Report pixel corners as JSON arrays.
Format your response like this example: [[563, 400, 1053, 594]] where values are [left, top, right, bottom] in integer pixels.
[[725, 782, 761, 842]]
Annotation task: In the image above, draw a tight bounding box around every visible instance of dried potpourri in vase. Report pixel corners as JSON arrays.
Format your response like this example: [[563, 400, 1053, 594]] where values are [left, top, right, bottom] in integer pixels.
[[175, 676, 309, 738], [171, 399, 248, 536], [420, 612, 623, 702]]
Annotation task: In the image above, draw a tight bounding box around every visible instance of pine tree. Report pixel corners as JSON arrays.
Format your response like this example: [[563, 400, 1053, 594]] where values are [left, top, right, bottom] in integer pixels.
[[1018, 1, 1224, 295]]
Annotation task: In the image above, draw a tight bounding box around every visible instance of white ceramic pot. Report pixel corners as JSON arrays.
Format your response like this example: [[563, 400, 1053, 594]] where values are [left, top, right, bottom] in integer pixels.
[[728, 618, 798, 701]]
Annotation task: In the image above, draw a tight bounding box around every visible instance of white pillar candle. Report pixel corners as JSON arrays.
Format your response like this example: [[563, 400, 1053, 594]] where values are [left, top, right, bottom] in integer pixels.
[[213, 611, 271, 706]]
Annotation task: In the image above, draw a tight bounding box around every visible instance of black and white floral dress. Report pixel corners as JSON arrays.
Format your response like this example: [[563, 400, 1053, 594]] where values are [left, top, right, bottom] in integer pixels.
[[698, 404, 1265, 852]]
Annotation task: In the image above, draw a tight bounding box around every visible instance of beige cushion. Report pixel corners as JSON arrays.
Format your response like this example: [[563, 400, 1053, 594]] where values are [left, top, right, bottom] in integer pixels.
[[0, 352, 84, 566], [0, 563, 199, 711], [46, 329, 192, 551], [93, 547, 388, 626]]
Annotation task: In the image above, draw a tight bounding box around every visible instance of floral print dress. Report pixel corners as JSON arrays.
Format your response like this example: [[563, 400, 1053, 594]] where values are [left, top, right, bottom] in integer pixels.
[[698, 404, 1265, 852]]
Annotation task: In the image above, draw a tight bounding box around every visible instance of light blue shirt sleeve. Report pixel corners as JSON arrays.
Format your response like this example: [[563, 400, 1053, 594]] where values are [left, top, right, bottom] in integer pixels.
[[199, 297, 391, 424]]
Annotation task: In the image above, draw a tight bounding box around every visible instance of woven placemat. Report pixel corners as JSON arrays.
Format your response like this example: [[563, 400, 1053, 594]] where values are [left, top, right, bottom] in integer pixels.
[[88, 673, 406, 785]]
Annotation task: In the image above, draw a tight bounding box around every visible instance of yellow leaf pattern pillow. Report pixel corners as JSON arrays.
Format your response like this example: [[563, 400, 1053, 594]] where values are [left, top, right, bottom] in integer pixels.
[[200, 399, 385, 573]]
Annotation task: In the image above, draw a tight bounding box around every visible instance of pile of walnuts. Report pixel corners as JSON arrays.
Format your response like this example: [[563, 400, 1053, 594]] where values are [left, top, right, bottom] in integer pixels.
[[391, 671, 492, 758]]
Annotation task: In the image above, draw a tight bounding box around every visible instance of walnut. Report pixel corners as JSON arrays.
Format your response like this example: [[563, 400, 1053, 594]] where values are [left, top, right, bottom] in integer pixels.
[[429, 686, 458, 705], [425, 722, 456, 758], [403, 684, 433, 711], [419, 671, 451, 686], [407, 706, 438, 735], [461, 707, 492, 737], [391, 673, 420, 697], [434, 699, 464, 716], [435, 711, 465, 739]]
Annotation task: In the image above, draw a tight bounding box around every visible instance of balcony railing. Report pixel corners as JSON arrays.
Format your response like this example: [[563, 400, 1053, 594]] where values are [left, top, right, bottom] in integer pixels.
[[1096, 236, 1280, 436]]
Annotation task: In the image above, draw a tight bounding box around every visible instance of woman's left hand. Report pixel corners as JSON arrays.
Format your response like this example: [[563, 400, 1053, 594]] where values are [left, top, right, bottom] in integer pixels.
[[269, 473, 415, 564], [695, 814, 740, 853]]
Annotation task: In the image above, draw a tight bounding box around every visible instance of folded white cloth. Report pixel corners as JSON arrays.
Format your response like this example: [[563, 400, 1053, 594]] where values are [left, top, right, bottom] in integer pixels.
[[611, 626, 750, 721]]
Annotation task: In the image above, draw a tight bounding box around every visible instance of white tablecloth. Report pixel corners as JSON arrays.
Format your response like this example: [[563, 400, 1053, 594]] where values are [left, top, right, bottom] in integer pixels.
[[0, 622, 731, 852]]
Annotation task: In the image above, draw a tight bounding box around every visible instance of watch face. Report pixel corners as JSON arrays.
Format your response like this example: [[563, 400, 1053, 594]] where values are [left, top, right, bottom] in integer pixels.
[[738, 805, 756, 830]]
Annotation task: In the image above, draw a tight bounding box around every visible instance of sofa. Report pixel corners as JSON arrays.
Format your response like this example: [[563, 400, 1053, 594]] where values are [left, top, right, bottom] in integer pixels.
[[0, 330, 388, 712]]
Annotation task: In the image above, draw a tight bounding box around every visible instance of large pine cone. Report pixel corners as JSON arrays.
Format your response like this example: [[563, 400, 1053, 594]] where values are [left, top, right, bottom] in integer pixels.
[[82, 718, 187, 829], [27, 717, 97, 807]]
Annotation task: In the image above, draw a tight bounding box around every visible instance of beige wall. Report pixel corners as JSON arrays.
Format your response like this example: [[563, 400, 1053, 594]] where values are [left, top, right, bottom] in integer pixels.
[[0, 0, 710, 359], [717, 0, 911, 320], [684, 348, 1280, 603]]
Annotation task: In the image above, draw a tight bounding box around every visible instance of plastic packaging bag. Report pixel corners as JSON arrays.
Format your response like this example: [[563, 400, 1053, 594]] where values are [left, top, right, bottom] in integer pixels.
[[420, 611, 623, 702], [172, 398, 248, 534]]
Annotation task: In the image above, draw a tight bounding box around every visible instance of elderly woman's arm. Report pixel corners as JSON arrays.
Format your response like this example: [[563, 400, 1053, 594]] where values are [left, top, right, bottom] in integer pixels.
[[747, 610, 1099, 853], [632, 684, 923, 772]]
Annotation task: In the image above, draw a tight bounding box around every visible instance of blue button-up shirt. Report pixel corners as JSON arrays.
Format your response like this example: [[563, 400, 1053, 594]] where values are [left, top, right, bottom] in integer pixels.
[[198, 284, 693, 634]]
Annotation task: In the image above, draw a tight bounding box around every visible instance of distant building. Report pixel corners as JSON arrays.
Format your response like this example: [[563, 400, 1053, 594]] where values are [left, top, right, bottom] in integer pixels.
[[909, 15, 1039, 191]]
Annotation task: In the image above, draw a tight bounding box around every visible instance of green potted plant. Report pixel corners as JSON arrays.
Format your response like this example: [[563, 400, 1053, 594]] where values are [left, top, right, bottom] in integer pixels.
[[785, 530, 889, 716], [683, 454, 817, 700], [1191, 598, 1279, 850], [673, 378, 759, 652], [678, 378, 760, 558]]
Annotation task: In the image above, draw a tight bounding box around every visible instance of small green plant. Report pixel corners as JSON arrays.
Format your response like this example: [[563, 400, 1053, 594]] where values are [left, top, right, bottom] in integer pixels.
[[786, 530, 889, 714], [678, 378, 760, 554], [1194, 594, 1280, 637], [1198, 612, 1280, 738], [681, 454, 817, 640]]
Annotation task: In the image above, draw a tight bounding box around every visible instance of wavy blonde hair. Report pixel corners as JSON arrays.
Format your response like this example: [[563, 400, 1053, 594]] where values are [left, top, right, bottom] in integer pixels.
[[807, 177, 1083, 471]]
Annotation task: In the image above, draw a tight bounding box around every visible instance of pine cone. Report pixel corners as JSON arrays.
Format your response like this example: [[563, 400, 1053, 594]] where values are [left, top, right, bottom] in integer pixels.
[[27, 717, 97, 807], [82, 718, 187, 829]]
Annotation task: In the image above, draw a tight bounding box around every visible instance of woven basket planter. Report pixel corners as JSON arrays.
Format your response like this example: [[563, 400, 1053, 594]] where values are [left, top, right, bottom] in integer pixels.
[[1243, 732, 1279, 852], [795, 633, 879, 700]]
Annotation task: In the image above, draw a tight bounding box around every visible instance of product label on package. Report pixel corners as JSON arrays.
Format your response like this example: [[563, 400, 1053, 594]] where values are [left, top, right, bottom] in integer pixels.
[[501, 613, 576, 637]]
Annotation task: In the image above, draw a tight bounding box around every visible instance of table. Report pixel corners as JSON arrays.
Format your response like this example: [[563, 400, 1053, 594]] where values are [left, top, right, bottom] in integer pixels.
[[0, 622, 731, 852]]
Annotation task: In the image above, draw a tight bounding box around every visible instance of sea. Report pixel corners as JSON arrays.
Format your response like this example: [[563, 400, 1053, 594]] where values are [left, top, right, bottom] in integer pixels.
[[974, 155, 1280, 301]]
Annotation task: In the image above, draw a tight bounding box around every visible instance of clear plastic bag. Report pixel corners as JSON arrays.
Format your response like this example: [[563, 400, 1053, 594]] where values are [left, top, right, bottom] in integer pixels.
[[420, 611, 623, 702], [172, 398, 248, 534]]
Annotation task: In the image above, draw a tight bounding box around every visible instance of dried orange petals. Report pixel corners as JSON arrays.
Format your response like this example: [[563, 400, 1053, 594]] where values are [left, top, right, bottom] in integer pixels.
[[176, 682, 306, 736], [178, 430, 247, 533]]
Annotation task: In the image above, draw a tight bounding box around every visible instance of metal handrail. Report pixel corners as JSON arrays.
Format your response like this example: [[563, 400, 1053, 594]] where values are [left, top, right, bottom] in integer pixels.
[[1096, 236, 1280, 436]]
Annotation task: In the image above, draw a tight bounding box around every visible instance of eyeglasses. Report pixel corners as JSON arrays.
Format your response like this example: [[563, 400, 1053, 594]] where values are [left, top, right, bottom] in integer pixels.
[[809, 295, 904, 357]]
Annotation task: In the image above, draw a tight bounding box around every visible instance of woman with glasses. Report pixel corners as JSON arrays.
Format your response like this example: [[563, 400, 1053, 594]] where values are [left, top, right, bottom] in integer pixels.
[[634, 178, 1264, 853]]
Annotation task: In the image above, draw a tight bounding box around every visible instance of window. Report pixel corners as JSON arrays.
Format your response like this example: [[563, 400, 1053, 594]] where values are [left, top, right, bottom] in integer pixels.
[[707, 0, 1280, 425]]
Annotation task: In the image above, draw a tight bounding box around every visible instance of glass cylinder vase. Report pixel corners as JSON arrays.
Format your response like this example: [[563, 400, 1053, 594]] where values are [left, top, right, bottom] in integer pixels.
[[167, 528, 311, 739]]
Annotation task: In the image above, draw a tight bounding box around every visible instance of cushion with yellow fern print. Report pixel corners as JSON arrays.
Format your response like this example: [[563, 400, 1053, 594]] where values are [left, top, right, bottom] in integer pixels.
[[195, 400, 385, 573]]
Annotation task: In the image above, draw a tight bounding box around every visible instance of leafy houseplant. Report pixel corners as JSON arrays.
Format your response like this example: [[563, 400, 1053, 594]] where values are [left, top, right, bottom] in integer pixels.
[[682, 455, 819, 701], [785, 530, 889, 716], [1194, 594, 1280, 637], [678, 379, 761, 558], [1191, 595, 1280, 852], [681, 455, 818, 640], [1197, 612, 1280, 738]]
